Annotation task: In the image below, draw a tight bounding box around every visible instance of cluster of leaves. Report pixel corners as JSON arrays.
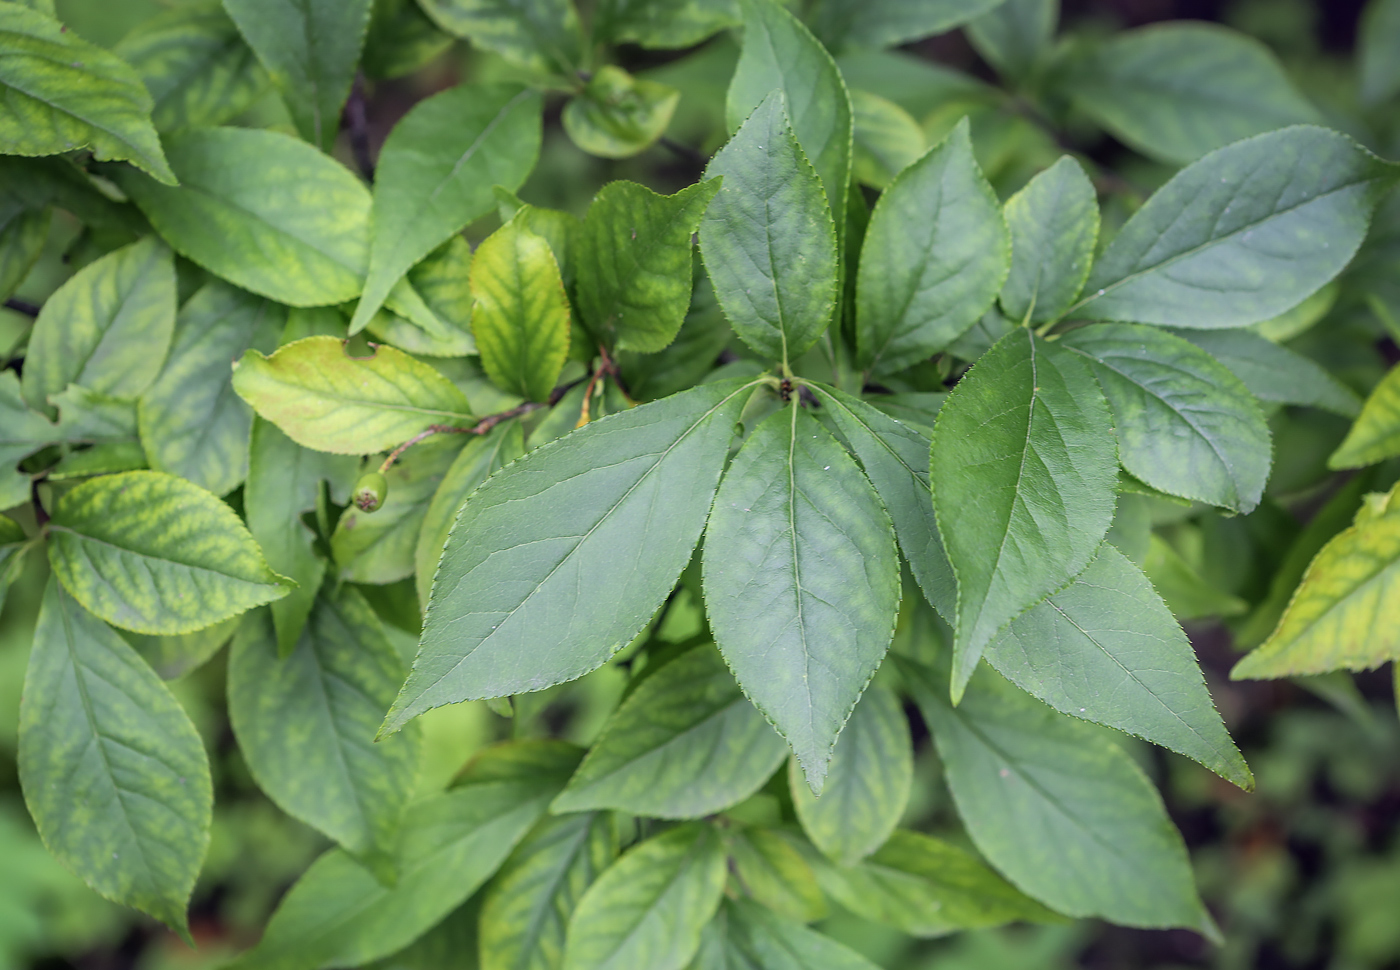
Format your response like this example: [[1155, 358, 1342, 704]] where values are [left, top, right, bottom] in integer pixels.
[[3, 0, 1400, 967]]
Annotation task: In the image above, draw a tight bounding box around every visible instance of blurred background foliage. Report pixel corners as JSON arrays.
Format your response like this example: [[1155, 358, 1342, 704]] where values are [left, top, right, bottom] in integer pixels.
[[2, 0, 1399, 968]]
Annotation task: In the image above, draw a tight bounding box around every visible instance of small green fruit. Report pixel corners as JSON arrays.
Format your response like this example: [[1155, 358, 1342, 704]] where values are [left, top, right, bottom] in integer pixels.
[[353, 471, 388, 513]]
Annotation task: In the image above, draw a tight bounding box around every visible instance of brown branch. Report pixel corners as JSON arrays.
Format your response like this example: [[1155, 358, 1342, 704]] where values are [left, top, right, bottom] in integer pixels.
[[347, 73, 375, 182], [377, 400, 547, 473], [5, 297, 39, 318]]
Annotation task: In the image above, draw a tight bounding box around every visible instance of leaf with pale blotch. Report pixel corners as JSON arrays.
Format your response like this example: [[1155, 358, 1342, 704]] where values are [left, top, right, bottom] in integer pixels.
[[564, 66, 679, 159], [552, 645, 788, 818], [18, 579, 211, 939], [704, 404, 900, 794], [418, 0, 584, 77], [1000, 156, 1097, 326], [47, 470, 289, 635], [721, 898, 882, 970], [232, 336, 473, 455], [0, 5, 175, 183], [0, 370, 57, 470], [850, 90, 925, 190], [1330, 364, 1400, 468], [595, 0, 737, 49]]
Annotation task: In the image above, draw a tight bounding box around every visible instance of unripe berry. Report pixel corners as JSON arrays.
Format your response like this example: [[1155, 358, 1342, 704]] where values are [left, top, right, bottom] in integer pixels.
[[353, 471, 388, 513]]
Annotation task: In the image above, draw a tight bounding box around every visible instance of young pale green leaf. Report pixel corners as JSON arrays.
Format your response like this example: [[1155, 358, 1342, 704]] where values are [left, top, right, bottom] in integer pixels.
[[229, 742, 578, 970], [700, 92, 837, 363], [789, 684, 909, 867], [1075, 127, 1400, 328], [0, 204, 46, 301], [552, 645, 788, 818], [47, 470, 289, 635], [594, 0, 738, 49], [905, 659, 1210, 932], [931, 329, 1118, 702], [18, 579, 211, 939], [229, 591, 420, 871], [704, 404, 900, 794], [414, 422, 524, 606], [1361, 0, 1400, 104], [0, 5, 175, 183], [232, 336, 474, 455], [384, 379, 754, 734], [1233, 483, 1400, 678], [985, 543, 1252, 788], [563, 66, 679, 159], [119, 127, 372, 307], [1329, 364, 1400, 468], [966, 0, 1058, 79], [855, 119, 1009, 375], [815, 829, 1058, 937], [21, 236, 176, 413], [1061, 323, 1271, 513], [562, 822, 727, 970], [1171, 328, 1360, 418], [577, 179, 719, 353], [222, 0, 372, 150], [121, 617, 238, 681], [726, 828, 827, 924], [999, 156, 1097, 327], [808, 0, 1004, 51], [418, 0, 584, 77], [114, 5, 266, 131], [470, 220, 571, 403], [850, 90, 925, 191], [479, 812, 617, 970], [138, 281, 283, 496], [727, 0, 852, 240], [350, 84, 542, 332], [721, 898, 881, 970]]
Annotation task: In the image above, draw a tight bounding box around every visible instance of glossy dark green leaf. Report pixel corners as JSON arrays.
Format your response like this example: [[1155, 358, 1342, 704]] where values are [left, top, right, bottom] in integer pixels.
[[18, 578, 211, 938], [1172, 328, 1362, 418], [999, 156, 1097, 326], [1075, 127, 1400, 328], [789, 684, 910, 866], [931, 329, 1118, 701], [48, 470, 289, 635], [552, 645, 788, 818], [418, 0, 584, 77], [222, 0, 372, 150], [704, 404, 900, 793], [564, 66, 679, 159], [722, 898, 881, 969], [594, 0, 737, 49], [855, 119, 1008, 375], [479, 812, 617, 970], [985, 543, 1251, 787], [577, 179, 719, 353], [229, 590, 420, 870], [905, 659, 1210, 931], [0, 4, 175, 183], [21, 236, 176, 413], [700, 92, 837, 363], [808, 0, 1004, 51], [138, 281, 283, 496], [384, 379, 754, 733], [726, 828, 827, 924], [562, 822, 727, 970], [966, 0, 1058, 79]]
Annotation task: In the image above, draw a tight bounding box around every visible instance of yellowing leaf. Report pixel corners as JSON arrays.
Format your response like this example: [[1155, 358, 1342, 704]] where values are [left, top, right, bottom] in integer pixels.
[[1330, 363, 1400, 469]]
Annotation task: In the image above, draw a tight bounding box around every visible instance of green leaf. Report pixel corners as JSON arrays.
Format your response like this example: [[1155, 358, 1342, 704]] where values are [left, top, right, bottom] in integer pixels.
[[704, 404, 900, 793], [0, 370, 57, 471], [789, 684, 910, 866], [222, 0, 372, 150], [809, 0, 1004, 51], [229, 590, 420, 870], [1173, 328, 1362, 418], [0, 154, 144, 237], [854, 118, 1008, 375], [562, 822, 727, 970], [384, 379, 754, 733], [999, 156, 1097, 327], [1074, 127, 1400, 328], [21, 235, 176, 413], [1060, 323, 1271, 514], [931, 329, 1117, 702], [966, 0, 1058, 79], [594, 0, 737, 49], [721, 898, 881, 970], [564, 66, 679, 159], [229, 741, 577, 970], [725, 828, 827, 924], [121, 617, 238, 680], [1064, 23, 1318, 166], [369, 236, 477, 358], [480, 812, 617, 970], [905, 659, 1210, 931], [1233, 483, 1400, 678], [119, 126, 373, 307], [700, 92, 837, 363], [232, 336, 474, 455], [552, 645, 788, 818], [18, 578, 211, 938], [47, 470, 289, 635], [418, 0, 584, 77], [350, 84, 541, 333], [362, 0, 453, 80], [1329, 363, 1400, 468], [617, 273, 733, 402], [849, 90, 924, 191], [470, 220, 571, 403], [1144, 533, 1248, 621], [0, 204, 47, 301], [138, 281, 283, 496], [0, 4, 175, 183], [414, 422, 525, 605], [1361, 0, 1400, 105], [50, 385, 138, 446], [0, 512, 29, 611], [727, 0, 852, 241], [985, 542, 1251, 787], [577, 179, 719, 354], [114, 5, 267, 132]]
